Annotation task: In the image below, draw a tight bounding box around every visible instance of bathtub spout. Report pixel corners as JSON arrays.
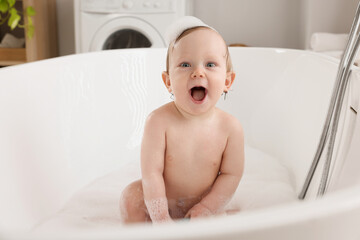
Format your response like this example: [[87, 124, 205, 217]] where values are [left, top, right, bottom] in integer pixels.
[[299, 0, 360, 199]]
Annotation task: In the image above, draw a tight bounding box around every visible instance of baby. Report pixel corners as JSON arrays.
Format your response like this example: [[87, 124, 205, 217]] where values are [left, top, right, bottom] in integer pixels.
[[120, 16, 244, 224]]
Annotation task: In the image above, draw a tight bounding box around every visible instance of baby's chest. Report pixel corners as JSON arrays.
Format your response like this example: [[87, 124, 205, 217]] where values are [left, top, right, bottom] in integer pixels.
[[165, 128, 227, 165]]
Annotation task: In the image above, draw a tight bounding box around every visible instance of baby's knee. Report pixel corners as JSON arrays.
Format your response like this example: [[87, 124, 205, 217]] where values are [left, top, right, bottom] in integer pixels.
[[120, 181, 144, 213], [120, 180, 149, 223], [122, 180, 143, 199]]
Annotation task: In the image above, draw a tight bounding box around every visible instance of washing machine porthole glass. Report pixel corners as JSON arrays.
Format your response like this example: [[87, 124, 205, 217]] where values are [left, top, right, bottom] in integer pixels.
[[102, 29, 152, 50]]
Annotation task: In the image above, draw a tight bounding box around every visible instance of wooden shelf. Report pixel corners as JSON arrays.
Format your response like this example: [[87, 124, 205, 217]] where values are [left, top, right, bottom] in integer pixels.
[[0, 48, 26, 66], [0, 0, 58, 66]]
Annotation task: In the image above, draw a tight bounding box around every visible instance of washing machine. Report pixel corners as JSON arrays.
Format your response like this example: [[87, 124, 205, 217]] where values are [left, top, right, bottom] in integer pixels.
[[74, 0, 191, 53]]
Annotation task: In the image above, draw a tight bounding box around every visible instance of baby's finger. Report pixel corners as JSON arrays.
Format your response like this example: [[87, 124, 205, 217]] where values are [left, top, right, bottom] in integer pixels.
[[184, 211, 191, 219]]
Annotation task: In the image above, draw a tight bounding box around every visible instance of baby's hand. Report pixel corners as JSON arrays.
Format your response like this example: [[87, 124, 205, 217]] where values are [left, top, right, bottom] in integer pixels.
[[184, 203, 213, 219], [144, 198, 174, 224]]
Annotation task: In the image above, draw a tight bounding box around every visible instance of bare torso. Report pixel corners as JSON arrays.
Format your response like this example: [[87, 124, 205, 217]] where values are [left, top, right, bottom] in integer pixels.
[[161, 102, 230, 218]]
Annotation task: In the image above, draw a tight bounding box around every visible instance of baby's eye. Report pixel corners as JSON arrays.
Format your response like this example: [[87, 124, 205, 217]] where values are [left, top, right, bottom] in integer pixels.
[[180, 63, 191, 67], [206, 63, 216, 67]]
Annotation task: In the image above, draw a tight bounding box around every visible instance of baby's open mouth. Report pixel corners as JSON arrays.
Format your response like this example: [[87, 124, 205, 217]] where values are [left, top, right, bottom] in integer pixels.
[[190, 86, 207, 101]]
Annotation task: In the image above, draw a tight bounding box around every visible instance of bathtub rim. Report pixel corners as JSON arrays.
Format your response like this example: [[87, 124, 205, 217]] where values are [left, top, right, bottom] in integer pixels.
[[0, 46, 350, 72], [3, 184, 360, 239]]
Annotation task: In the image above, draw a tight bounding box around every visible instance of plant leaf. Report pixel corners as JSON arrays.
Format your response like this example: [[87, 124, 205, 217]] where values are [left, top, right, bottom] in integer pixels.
[[8, 8, 21, 30], [26, 6, 35, 16], [0, 0, 8, 13], [27, 25, 34, 38], [25, 15, 34, 39], [7, 0, 15, 8], [27, 15, 32, 25]]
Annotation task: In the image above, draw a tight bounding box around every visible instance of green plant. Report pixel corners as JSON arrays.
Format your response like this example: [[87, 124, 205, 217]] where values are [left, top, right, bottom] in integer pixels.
[[0, 0, 35, 39]]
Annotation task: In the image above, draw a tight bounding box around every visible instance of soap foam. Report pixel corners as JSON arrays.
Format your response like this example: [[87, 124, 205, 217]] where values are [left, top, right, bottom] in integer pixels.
[[32, 145, 297, 232], [144, 198, 172, 224]]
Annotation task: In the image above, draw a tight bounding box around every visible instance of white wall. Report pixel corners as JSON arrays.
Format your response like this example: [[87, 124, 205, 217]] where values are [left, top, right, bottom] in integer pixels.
[[194, 0, 302, 48], [301, 0, 358, 49], [55, 0, 358, 56], [56, 0, 75, 56]]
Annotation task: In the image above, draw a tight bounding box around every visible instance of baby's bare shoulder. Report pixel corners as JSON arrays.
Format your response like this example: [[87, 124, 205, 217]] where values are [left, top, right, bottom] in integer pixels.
[[217, 109, 243, 134], [146, 102, 176, 125]]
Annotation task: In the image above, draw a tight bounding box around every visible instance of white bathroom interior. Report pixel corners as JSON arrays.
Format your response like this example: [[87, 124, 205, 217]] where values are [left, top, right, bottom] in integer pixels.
[[1, 0, 360, 239], [0, 0, 358, 58], [55, 0, 359, 55]]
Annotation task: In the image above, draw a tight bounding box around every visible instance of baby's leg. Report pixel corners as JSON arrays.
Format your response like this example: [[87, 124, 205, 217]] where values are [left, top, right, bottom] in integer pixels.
[[119, 179, 150, 224], [225, 209, 240, 215]]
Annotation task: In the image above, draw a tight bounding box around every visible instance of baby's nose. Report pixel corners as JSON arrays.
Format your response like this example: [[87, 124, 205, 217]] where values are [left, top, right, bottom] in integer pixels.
[[191, 68, 204, 79]]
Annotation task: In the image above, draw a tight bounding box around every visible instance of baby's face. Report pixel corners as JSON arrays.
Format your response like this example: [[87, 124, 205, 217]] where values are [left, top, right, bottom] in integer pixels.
[[163, 28, 233, 116]]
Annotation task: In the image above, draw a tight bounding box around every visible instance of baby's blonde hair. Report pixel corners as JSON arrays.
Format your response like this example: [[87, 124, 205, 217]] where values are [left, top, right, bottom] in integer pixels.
[[165, 26, 233, 73]]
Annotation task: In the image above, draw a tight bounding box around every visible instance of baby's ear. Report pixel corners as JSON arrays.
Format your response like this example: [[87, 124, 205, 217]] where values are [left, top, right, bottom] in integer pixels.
[[224, 72, 235, 92], [162, 71, 172, 93]]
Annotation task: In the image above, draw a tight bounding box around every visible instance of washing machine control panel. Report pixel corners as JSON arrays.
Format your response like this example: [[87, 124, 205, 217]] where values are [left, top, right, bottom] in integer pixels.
[[81, 0, 176, 13]]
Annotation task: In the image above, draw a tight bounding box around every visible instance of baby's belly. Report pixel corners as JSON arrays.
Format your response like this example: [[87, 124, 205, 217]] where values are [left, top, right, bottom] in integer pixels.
[[165, 159, 218, 189]]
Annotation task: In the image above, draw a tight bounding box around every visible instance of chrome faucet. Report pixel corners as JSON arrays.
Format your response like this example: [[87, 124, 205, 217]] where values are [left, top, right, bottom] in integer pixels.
[[299, 0, 360, 199]]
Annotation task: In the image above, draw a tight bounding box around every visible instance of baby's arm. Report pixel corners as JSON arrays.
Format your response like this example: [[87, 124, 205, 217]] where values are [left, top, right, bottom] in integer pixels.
[[186, 120, 244, 218], [141, 112, 172, 223]]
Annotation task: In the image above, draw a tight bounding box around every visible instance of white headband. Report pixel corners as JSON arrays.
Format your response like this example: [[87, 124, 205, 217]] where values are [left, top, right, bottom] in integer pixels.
[[164, 16, 217, 46]]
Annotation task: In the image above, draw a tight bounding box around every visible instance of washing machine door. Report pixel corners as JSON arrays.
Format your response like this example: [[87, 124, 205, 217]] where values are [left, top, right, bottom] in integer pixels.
[[90, 17, 166, 51]]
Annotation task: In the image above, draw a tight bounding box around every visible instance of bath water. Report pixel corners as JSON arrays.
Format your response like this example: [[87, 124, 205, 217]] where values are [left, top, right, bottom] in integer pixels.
[[32, 145, 297, 233]]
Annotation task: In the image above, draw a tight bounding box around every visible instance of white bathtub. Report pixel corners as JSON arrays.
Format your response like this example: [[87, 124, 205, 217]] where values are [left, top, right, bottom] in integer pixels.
[[1, 48, 360, 239]]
